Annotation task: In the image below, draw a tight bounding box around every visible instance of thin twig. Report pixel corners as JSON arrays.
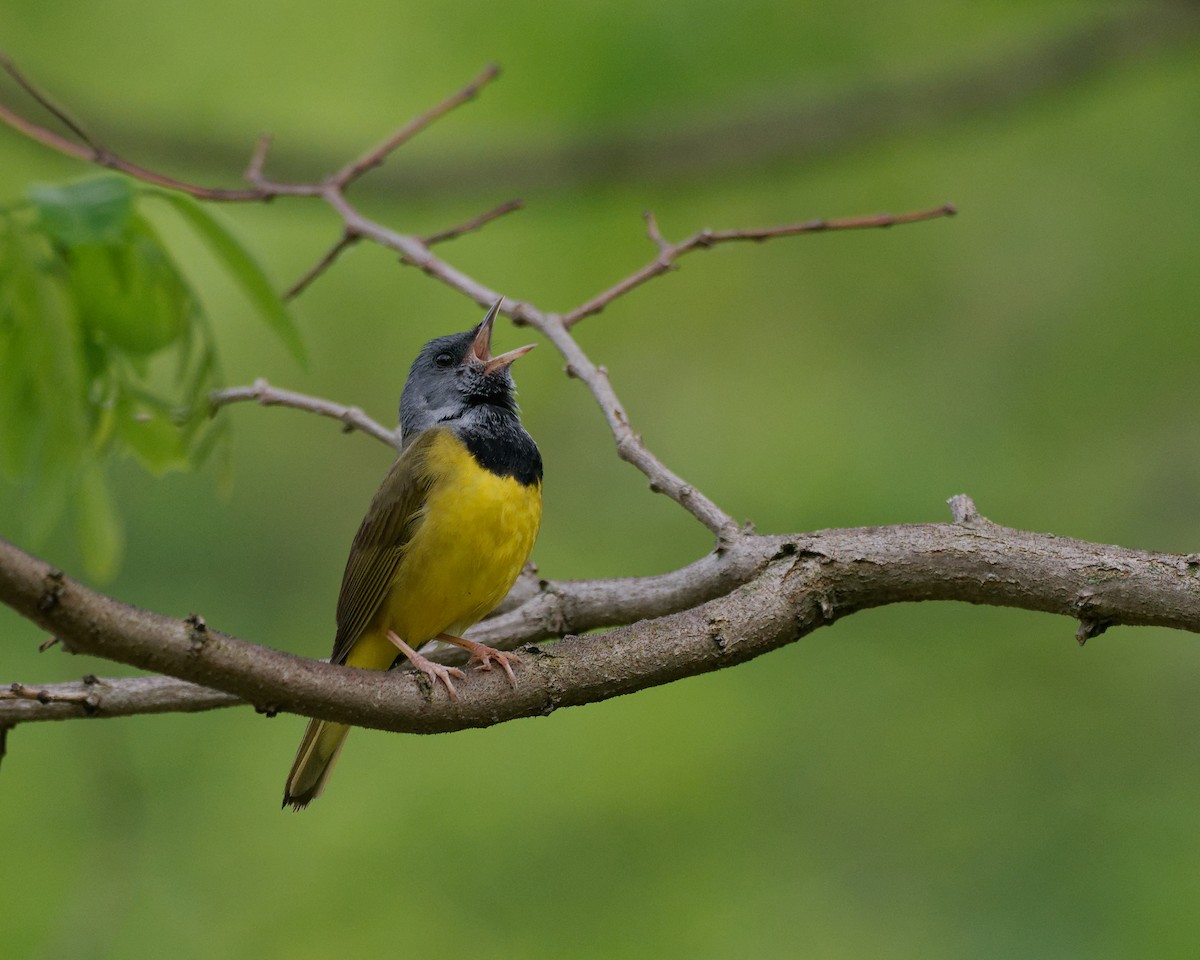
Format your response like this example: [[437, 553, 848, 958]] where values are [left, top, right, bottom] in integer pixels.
[[0, 58, 268, 202], [563, 204, 958, 327], [0, 52, 96, 148], [245, 133, 274, 184], [643, 209, 669, 253], [283, 231, 361, 300], [0, 675, 242, 722], [329, 63, 501, 188], [210, 379, 401, 449], [1, 681, 95, 706], [422, 198, 524, 246], [534, 309, 742, 540]]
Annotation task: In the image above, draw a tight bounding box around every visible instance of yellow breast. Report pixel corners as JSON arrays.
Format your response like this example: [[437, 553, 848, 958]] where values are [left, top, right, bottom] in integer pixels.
[[370, 429, 541, 648]]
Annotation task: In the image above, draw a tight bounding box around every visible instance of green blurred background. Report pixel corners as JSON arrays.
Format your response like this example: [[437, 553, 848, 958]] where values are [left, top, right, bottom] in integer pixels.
[[3, 1, 1200, 956]]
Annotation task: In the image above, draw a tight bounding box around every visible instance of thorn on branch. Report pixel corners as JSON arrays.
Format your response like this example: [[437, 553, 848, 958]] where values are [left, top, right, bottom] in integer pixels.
[[1072, 586, 1114, 645], [643, 209, 670, 253], [37, 569, 64, 614], [707, 615, 729, 654], [819, 594, 836, 621], [948, 494, 982, 524], [186, 613, 208, 654], [245, 133, 274, 185], [1075, 618, 1111, 646]]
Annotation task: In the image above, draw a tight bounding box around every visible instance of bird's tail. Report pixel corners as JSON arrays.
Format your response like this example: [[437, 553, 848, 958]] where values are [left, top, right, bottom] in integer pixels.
[[283, 718, 351, 810]]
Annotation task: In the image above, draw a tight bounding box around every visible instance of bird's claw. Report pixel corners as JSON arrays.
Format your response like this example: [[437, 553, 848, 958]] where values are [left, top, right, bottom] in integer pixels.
[[417, 661, 466, 701], [467, 647, 520, 688], [437, 633, 520, 689]]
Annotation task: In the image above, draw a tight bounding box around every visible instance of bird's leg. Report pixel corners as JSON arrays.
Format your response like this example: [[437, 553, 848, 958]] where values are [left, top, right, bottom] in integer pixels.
[[437, 633, 520, 689], [386, 630, 465, 701]]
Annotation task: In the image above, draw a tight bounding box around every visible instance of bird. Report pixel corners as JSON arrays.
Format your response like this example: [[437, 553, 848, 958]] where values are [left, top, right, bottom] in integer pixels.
[[283, 299, 542, 809]]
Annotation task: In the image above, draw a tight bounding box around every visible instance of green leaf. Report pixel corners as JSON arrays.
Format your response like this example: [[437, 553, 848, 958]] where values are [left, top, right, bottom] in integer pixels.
[[21, 275, 89, 543], [75, 462, 123, 581], [67, 218, 195, 357], [117, 398, 191, 475], [0, 225, 38, 478], [28, 176, 134, 246], [146, 191, 306, 365]]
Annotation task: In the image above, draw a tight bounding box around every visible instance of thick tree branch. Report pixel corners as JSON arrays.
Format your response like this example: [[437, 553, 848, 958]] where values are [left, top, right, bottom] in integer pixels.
[[4, 502, 1199, 730]]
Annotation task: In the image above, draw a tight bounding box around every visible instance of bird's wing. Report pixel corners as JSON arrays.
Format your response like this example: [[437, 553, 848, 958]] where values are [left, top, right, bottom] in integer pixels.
[[329, 428, 442, 665]]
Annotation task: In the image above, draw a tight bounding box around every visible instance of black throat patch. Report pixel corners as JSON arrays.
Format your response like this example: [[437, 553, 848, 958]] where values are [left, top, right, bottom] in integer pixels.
[[459, 414, 543, 487]]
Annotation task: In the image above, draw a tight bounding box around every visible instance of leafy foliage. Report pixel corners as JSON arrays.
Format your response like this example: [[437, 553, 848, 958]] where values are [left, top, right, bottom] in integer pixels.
[[0, 175, 302, 577]]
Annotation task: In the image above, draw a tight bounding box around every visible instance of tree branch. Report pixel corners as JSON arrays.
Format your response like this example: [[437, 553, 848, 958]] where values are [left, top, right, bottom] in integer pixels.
[[420, 198, 524, 246], [328, 64, 501, 188], [1, 56, 953, 540], [0, 675, 243, 722], [209, 379, 402, 449], [563, 204, 957, 327], [4, 501, 1199, 730], [282, 230, 361, 300]]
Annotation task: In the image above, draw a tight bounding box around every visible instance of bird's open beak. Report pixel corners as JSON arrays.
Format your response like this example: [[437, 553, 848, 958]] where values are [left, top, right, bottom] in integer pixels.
[[471, 298, 537, 374]]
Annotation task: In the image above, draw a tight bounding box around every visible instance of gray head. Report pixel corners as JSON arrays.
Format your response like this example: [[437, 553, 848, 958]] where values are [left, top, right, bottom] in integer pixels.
[[399, 300, 536, 446]]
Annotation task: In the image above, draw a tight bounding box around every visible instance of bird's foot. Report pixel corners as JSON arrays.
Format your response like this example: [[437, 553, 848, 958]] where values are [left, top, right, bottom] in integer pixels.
[[386, 630, 466, 701], [437, 633, 520, 689]]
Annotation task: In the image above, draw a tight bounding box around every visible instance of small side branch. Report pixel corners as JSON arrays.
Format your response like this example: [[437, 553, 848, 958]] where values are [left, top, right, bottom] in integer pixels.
[[210, 379, 401, 449], [0, 55, 273, 202], [329, 64, 501, 188], [422, 198, 524, 246], [0, 675, 243, 722], [563, 204, 957, 326], [535, 310, 742, 541], [283, 231, 361, 300]]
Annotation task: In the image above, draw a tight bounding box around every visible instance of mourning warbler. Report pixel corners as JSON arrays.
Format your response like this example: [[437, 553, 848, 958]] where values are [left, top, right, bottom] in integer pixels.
[[283, 300, 542, 809]]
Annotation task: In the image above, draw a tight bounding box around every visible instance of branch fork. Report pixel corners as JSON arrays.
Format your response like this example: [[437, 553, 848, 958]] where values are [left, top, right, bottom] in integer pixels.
[[6, 55, 1111, 746]]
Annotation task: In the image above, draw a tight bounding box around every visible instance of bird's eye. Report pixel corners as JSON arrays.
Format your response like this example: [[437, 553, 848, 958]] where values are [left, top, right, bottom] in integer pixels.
[[434, 352, 454, 368]]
